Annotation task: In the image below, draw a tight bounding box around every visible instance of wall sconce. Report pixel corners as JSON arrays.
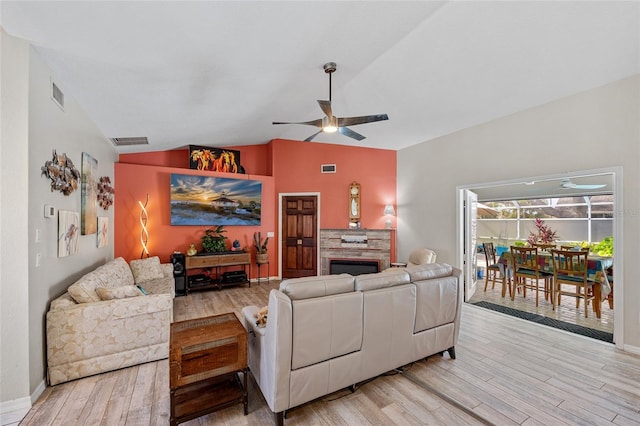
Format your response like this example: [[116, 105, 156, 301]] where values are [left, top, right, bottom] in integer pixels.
[[383, 204, 395, 229], [139, 194, 149, 259]]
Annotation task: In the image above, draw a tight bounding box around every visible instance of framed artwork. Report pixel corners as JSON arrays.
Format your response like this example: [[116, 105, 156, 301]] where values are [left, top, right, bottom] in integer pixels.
[[58, 210, 80, 257], [97, 217, 108, 248], [189, 145, 242, 173], [81, 152, 98, 235], [170, 173, 262, 226], [349, 182, 361, 222]]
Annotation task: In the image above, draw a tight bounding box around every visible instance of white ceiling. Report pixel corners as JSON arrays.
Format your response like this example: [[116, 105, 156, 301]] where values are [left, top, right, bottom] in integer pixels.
[[2, 1, 638, 155]]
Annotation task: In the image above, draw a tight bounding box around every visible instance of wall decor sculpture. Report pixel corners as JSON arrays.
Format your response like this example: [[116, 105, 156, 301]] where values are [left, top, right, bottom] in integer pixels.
[[81, 152, 98, 235], [97, 176, 115, 210], [58, 210, 80, 257], [41, 150, 80, 195]]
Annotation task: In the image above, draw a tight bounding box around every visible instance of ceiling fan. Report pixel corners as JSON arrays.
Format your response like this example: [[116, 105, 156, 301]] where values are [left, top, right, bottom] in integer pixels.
[[272, 62, 389, 142], [560, 178, 606, 190]]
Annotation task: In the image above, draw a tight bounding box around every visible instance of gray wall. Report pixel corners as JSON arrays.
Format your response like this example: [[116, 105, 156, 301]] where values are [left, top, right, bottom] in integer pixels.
[[1, 30, 118, 406], [397, 75, 640, 350]]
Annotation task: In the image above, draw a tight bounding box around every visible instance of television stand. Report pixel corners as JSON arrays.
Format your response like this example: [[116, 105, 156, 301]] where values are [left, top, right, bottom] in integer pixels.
[[185, 252, 251, 293]]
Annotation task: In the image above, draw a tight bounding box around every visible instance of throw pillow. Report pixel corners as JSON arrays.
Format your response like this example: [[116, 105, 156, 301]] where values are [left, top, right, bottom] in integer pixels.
[[96, 285, 144, 301], [129, 256, 164, 283]]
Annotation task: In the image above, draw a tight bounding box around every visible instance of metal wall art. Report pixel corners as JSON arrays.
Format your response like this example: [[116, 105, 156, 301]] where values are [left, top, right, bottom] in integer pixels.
[[97, 176, 115, 210], [41, 150, 80, 195]]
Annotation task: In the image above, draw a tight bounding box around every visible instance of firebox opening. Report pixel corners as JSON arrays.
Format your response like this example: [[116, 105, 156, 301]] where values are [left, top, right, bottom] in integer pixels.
[[329, 259, 379, 276]]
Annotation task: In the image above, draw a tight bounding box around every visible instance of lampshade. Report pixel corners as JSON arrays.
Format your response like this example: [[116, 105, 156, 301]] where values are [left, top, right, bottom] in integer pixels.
[[383, 205, 395, 216]]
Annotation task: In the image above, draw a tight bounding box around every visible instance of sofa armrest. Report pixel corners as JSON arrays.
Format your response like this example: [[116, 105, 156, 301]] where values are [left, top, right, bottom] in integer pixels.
[[243, 290, 293, 414], [46, 293, 172, 367]]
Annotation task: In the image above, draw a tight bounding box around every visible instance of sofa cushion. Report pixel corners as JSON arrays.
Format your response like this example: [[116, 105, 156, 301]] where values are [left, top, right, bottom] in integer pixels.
[[96, 285, 144, 300], [405, 263, 452, 282], [67, 258, 134, 304], [291, 292, 363, 370], [130, 256, 164, 283], [279, 274, 354, 300], [354, 269, 410, 291]]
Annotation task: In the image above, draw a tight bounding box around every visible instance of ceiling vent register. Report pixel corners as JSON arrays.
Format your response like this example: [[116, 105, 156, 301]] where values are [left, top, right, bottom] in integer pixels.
[[109, 137, 149, 147]]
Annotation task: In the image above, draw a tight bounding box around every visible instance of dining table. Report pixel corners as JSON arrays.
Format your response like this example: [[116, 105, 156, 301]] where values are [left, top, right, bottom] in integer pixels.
[[496, 251, 613, 319]]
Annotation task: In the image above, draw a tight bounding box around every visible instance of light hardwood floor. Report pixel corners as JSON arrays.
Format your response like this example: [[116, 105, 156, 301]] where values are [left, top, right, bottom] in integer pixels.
[[18, 280, 640, 425]]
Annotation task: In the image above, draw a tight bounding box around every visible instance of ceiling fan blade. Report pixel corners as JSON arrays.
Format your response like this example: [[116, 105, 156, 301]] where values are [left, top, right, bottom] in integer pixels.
[[338, 126, 366, 141], [304, 130, 323, 142], [561, 180, 606, 190], [273, 118, 323, 128], [338, 114, 389, 127], [317, 100, 333, 118]]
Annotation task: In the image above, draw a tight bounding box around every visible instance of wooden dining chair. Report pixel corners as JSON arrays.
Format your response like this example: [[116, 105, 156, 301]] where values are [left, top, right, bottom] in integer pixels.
[[532, 242, 556, 253], [482, 242, 510, 297], [550, 249, 593, 317], [510, 246, 553, 307]]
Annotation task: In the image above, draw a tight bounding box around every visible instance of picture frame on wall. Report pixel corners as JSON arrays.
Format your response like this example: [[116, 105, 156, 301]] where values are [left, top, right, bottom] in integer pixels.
[[170, 173, 262, 226], [189, 145, 242, 173], [58, 210, 80, 257], [81, 152, 98, 235]]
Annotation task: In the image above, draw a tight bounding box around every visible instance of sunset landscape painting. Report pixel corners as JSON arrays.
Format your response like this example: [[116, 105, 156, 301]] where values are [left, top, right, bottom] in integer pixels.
[[170, 174, 262, 226]]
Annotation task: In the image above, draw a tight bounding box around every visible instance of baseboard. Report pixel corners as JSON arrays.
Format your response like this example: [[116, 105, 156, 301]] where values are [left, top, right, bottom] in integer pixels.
[[623, 343, 640, 356], [0, 379, 45, 424]]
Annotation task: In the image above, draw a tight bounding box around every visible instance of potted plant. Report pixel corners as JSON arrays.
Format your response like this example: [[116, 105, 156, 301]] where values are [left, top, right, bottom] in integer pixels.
[[201, 225, 228, 253], [254, 232, 269, 264]]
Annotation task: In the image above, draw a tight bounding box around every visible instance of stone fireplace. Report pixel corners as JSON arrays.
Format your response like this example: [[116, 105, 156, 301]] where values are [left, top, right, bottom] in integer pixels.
[[320, 229, 392, 275]]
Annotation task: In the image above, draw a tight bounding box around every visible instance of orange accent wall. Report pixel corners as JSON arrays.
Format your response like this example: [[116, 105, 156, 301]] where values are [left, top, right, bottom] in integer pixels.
[[270, 139, 397, 230], [114, 163, 275, 279], [114, 139, 397, 276]]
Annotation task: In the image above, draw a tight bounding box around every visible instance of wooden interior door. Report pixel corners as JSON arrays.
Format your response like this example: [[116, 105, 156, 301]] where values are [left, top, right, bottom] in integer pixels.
[[282, 196, 318, 278]]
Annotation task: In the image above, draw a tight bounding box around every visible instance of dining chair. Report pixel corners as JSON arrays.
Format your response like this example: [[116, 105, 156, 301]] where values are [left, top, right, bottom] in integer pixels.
[[510, 246, 553, 307], [550, 249, 593, 317], [532, 242, 556, 253], [482, 242, 510, 297]]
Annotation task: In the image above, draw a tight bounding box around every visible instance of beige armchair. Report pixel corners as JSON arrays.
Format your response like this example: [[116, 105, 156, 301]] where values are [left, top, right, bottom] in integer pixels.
[[407, 247, 437, 266]]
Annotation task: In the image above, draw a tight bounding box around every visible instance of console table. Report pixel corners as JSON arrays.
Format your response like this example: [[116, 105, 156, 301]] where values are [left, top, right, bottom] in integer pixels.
[[185, 252, 251, 293], [170, 313, 248, 425]]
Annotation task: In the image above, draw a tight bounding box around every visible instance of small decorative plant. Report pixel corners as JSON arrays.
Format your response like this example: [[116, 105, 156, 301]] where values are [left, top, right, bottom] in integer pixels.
[[201, 225, 228, 253], [254, 232, 269, 264], [254, 232, 269, 254], [527, 218, 557, 245]]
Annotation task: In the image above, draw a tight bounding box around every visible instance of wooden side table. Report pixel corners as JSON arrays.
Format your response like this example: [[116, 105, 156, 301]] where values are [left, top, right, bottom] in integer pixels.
[[170, 313, 248, 425]]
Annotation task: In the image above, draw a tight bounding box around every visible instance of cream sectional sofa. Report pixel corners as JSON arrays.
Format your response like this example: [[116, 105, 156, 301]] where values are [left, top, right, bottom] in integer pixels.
[[242, 263, 462, 424], [46, 256, 175, 385]]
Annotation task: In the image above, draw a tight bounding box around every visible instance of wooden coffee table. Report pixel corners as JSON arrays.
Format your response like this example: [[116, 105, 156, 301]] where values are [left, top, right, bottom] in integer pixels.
[[169, 313, 248, 425]]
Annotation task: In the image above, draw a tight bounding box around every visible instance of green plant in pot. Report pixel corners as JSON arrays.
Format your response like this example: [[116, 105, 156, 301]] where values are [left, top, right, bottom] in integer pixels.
[[254, 232, 269, 264], [201, 225, 228, 253]]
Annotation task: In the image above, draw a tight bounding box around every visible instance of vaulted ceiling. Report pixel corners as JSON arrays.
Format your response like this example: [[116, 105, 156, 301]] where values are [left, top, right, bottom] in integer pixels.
[[2, 1, 638, 154]]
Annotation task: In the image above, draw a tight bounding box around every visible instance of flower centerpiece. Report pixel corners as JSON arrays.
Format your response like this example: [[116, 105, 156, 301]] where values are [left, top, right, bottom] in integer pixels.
[[527, 218, 557, 245]]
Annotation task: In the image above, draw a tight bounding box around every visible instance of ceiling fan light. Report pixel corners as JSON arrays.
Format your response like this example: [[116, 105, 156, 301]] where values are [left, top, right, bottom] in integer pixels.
[[322, 116, 338, 133]]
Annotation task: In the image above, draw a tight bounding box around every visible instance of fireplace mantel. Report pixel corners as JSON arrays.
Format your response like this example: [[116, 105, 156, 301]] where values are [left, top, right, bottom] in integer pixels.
[[320, 229, 392, 275]]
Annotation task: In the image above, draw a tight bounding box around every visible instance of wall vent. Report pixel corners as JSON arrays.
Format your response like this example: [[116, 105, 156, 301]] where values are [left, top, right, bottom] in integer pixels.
[[109, 137, 149, 147], [321, 164, 336, 173], [51, 80, 64, 110]]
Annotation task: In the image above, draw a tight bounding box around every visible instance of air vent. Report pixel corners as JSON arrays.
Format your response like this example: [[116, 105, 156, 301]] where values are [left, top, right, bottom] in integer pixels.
[[109, 137, 149, 146], [321, 164, 336, 173], [51, 80, 64, 110]]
